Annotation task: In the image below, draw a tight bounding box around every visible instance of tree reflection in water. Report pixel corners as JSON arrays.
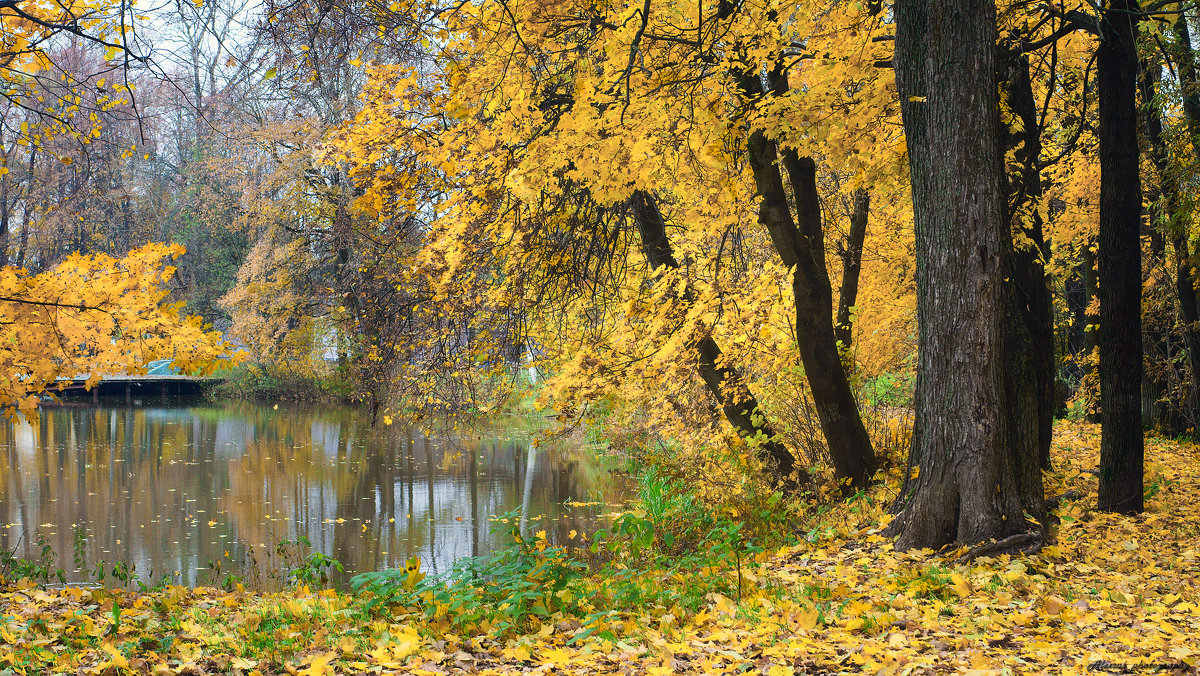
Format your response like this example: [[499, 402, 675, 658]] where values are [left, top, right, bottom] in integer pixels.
[[0, 402, 626, 588]]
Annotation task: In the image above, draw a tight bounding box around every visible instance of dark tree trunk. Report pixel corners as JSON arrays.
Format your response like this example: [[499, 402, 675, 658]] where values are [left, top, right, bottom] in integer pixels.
[[1065, 241, 1090, 384], [1140, 50, 1195, 432], [630, 190, 808, 490], [888, 0, 1044, 550], [14, 143, 32, 270], [835, 189, 869, 355], [15, 208, 27, 269], [1095, 0, 1144, 515], [736, 72, 878, 489], [1166, 12, 1200, 430], [999, 50, 1056, 469], [1079, 238, 1100, 424]]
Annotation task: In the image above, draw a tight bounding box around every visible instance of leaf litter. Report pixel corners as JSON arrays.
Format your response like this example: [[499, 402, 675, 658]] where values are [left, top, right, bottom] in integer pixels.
[[1, 421, 1197, 675]]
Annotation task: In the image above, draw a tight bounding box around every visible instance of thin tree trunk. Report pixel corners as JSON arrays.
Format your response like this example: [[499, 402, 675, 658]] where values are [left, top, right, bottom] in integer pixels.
[[630, 190, 808, 490], [1140, 49, 1195, 432], [835, 189, 869, 355], [888, 0, 1044, 550], [737, 71, 878, 488], [1096, 0, 1144, 514], [15, 200, 28, 269], [1167, 11, 1200, 430], [16, 148, 35, 270], [0, 157, 9, 269], [1080, 238, 1100, 423]]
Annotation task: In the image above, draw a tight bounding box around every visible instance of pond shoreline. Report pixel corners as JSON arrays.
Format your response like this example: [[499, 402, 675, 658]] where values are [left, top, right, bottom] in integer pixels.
[[0, 401, 628, 591]]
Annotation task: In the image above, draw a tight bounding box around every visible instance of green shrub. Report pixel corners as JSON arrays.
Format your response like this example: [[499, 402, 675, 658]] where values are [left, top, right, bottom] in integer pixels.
[[351, 509, 587, 636]]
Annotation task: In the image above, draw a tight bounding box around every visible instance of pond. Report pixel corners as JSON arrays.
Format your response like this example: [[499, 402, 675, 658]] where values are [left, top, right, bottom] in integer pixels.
[[0, 401, 629, 589]]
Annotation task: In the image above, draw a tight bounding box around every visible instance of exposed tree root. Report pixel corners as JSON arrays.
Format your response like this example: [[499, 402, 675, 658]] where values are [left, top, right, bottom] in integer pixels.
[[955, 531, 1045, 564]]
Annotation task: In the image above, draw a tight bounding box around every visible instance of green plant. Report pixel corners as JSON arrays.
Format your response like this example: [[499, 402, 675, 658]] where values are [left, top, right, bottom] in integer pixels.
[[859, 371, 915, 408], [352, 509, 587, 636], [1144, 472, 1179, 500], [0, 530, 66, 585], [276, 537, 344, 587], [72, 525, 88, 575]]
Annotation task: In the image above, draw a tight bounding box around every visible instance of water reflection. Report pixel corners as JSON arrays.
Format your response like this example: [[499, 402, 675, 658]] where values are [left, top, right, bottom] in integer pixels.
[[0, 402, 626, 588]]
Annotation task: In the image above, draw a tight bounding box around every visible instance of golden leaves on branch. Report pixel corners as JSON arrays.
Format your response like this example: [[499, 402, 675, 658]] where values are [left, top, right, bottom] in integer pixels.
[[1, 243, 241, 415]]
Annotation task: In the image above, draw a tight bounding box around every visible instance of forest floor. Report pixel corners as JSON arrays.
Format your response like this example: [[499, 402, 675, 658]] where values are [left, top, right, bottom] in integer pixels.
[[1, 421, 1198, 675]]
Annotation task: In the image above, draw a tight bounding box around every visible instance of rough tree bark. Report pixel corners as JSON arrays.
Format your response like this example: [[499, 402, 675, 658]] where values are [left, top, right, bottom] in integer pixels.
[[835, 189, 870, 355], [736, 71, 878, 489], [999, 50, 1056, 469], [1096, 0, 1144, 514], [888, 0, 1044, 550], [630, 190, 808, 490]]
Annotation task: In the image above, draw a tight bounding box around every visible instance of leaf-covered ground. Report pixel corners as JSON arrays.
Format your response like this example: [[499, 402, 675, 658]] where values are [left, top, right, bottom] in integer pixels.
[[2, 421, 1198, 675]]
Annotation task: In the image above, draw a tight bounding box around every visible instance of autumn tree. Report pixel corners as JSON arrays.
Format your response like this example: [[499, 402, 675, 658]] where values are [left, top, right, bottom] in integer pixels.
[[326, 0, 912, 488], [1090, 0, 1143, 514], [216, 0, 436, 410], [1142, 9, 1200, 434], [0, 244, 239, 415], [888, 0, 1044, 549]]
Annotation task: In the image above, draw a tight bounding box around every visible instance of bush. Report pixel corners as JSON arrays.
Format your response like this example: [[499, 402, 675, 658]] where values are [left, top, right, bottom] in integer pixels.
[[211, 362, 346, 402]]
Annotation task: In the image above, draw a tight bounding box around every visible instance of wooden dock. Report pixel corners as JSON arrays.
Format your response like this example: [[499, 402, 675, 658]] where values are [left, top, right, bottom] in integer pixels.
[[55, 375, 222, 402]]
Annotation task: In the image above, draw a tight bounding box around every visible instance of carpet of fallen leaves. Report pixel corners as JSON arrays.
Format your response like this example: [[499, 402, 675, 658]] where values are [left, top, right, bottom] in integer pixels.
[[2, 421, 1199, 675]]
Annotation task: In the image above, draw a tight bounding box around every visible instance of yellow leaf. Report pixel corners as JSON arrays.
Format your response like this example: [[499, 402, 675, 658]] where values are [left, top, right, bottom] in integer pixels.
[[539, 647, 572, 667], [101, 644, 129, 669], [298, 651, 336, 676], [951, 573, 972, 597]]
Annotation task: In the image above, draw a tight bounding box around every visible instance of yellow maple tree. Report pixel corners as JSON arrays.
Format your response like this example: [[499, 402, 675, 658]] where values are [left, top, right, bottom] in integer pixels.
[[1, 242, 240, 415]]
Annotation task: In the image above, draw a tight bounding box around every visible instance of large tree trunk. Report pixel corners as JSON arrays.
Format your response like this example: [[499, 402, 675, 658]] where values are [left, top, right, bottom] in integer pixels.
[[888, 0, 1044, 550], [835, 189, 869, 355], [999, 50, 1056, 469], [630, 190, 808, 490], [736, 72, 878, 489], [1095, 0, 1144, 514]]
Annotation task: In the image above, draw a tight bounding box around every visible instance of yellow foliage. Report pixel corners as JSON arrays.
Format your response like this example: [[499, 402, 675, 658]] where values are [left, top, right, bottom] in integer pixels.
[[0, 243, 241, 415]]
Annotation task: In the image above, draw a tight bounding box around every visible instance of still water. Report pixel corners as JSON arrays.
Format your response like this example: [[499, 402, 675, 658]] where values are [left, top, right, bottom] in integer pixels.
[[0, 401, 628, 588]]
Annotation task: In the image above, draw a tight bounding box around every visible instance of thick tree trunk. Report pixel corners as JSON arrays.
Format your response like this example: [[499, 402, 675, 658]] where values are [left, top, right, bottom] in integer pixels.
[[630, 190, 808, 490], [835, 189, 869, 355], [888, 0, 1044, 550], [999, 51, 1056, 469], [736, 72, 878, 488], [1096, 0, 1144, 515]]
